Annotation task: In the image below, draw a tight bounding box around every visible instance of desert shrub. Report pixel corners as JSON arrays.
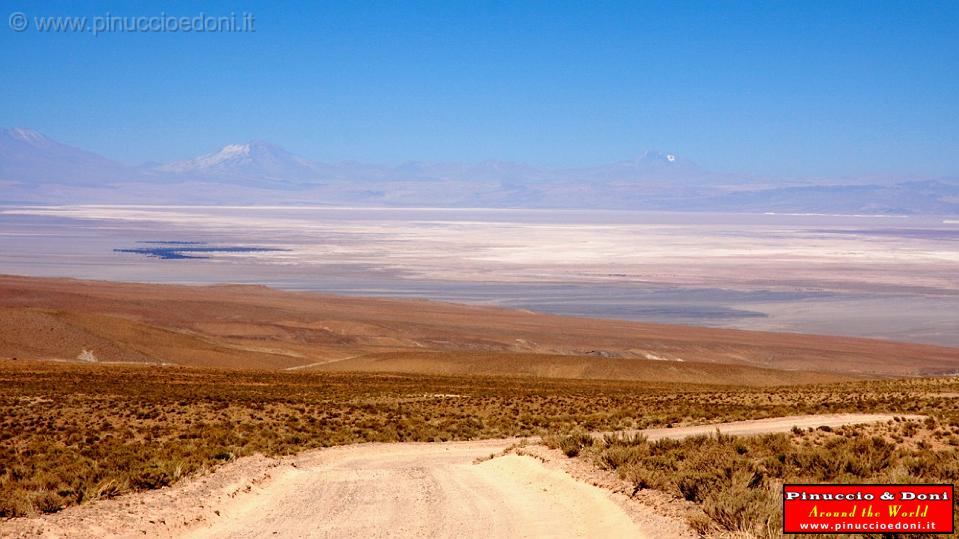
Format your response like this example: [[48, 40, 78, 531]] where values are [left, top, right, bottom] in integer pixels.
[[544, 431, 594, 457], [4, 362, 959, 520], [701, 472, 782, 538], [623, 465, 671, 492], [589, 421, 959, 538], [0, 488, 31, 518], [32, 492, 63, 514], [598, 443, 649, 470]]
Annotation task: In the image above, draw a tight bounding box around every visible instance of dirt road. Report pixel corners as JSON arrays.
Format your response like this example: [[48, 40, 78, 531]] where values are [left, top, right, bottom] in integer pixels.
[[187, 441, 644, 539], [615, 413, 915, 441], [3, 414, 906, 539]]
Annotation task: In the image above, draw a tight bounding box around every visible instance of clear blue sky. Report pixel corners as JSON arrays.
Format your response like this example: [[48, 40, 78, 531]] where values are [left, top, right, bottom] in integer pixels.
[[1, 1, 957, 179]]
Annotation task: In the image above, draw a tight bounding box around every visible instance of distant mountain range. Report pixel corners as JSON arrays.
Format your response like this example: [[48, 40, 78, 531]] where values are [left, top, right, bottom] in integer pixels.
[[153, 140, 327, 184], [0, 128, 137, 186], [1, 127, 957, 214]]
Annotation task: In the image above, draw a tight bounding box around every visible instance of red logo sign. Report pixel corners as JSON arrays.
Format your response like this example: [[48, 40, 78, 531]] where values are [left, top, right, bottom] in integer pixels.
[[783, 484, 954, 534]]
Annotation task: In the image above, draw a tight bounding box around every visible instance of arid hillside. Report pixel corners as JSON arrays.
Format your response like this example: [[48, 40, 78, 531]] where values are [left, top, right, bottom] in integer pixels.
[[2, 274, 958, 380]]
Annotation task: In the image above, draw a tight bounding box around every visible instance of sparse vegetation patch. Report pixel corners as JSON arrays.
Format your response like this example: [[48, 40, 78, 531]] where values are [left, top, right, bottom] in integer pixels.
[[547, 378, 959, 539], [3, 361, 958, 527]]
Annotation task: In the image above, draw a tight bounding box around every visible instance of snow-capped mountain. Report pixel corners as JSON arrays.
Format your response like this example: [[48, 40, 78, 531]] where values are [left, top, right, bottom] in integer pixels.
[[1, 129, 955, 214], [154, 140, 326, 183], [0, 129, 712, 188], [0, 128, 136, 185], [572, 150, 712, 184]]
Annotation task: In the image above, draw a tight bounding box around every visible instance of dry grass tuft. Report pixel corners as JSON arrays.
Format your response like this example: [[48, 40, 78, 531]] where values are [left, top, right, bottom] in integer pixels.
[[550, 380, 959, 538], [3, 360, 958, 525]]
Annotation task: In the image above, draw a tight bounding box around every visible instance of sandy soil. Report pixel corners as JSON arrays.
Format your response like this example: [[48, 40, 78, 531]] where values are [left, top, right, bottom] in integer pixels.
[[3, 275, 959, 378], [612, 413, 921, 441], [1, 414, 904, 539], [187, 443, 646, 539]]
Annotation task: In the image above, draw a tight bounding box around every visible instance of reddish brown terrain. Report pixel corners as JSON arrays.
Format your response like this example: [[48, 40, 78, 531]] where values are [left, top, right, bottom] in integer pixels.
[[2, 274, 958, 382]]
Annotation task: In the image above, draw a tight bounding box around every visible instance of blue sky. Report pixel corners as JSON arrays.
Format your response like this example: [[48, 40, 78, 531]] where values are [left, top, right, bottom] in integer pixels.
[[1, 1, 957, 179]]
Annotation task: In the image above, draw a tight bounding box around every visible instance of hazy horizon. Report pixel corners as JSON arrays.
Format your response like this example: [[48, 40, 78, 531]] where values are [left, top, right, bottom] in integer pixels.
[[3, 127, 958, 186], [3, 1, 958, 180]]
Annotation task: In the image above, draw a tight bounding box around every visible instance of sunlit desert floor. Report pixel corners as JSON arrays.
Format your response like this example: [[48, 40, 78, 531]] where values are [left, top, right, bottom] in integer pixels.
[[1, 205, 957, 345]]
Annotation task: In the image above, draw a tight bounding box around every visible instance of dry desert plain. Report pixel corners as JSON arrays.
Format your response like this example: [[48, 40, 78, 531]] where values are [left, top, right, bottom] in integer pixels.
[[3, 206, 959, 347], [1, 275, 959, 538]]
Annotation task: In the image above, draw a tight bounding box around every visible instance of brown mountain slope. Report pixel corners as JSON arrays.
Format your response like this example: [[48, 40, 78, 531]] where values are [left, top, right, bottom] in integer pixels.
[[1, 274, 957, 379], [308, 351, 850, 385]]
